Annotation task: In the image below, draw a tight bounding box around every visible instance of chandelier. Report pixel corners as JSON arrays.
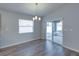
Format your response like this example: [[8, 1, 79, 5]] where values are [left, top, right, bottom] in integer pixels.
[[33, 16, 41, 21], [32, 3, 41, 21]]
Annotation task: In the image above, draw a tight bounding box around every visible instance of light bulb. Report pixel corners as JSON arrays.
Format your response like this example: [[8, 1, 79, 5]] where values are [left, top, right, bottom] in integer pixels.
[[33, 17, 35, 21], [35, 16, 37, 20], [39, 17, 41, 21]]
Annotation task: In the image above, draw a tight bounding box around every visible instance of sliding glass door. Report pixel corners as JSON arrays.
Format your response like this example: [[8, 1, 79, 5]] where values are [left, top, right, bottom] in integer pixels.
[[46, 20, 63, 45], [53, 20, 63, 45], [46, 22, 52, 41]]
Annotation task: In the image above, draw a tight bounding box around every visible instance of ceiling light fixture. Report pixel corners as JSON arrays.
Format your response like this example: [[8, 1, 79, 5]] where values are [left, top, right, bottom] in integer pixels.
[[33, 3, 41, 21]]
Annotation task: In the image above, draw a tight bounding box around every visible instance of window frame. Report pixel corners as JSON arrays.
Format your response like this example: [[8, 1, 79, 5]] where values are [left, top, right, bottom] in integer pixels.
[[19, 19, 34, 34]]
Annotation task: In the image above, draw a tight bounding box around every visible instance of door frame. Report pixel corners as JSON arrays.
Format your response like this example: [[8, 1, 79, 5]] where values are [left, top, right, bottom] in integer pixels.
[[45, 19, 64, 44]]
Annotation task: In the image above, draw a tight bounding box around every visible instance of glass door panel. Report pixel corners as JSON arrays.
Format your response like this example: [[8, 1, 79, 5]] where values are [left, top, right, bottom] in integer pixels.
[[46, 22, 52, 41]]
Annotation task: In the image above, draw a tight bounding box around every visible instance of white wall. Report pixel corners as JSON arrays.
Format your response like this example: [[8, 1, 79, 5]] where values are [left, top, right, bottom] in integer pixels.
[[0, 10, 41, 48], [42, 4, 79, 52]]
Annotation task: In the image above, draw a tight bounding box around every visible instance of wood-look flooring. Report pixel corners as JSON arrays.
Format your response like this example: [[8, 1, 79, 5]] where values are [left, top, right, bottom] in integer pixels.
[[0, 39, 79, 56]]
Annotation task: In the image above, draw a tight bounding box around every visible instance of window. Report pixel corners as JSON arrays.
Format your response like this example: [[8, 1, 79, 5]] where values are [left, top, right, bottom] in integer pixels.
[[19, 19, 33, 33]]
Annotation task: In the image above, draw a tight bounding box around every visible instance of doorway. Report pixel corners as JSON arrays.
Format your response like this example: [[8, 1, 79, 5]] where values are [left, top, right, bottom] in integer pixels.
[[46, 20, 63, 45], [46, 22, 53, 41], [53, 20, 63, 45]]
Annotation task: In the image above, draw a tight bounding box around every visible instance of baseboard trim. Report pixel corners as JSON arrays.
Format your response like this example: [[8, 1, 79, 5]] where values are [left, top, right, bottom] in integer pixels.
[[1, 39, 79, 54], [53, 41, 79, 53], [0, 39, 40, 49], [62, 45, 79, 53], [47, 39, 79, 54]]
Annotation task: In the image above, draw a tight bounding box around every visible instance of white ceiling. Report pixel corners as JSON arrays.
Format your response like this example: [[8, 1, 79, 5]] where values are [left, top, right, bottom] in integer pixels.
[[0, 3, 64, 16]]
